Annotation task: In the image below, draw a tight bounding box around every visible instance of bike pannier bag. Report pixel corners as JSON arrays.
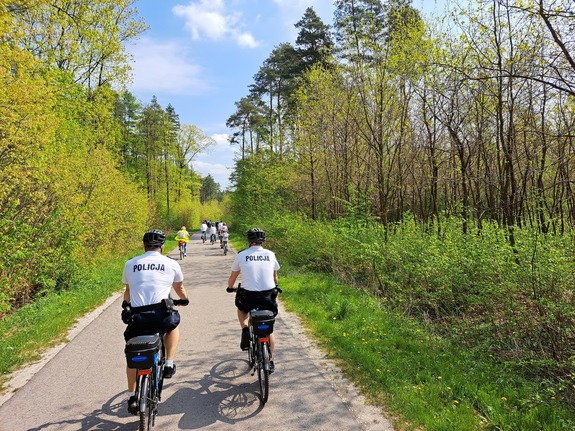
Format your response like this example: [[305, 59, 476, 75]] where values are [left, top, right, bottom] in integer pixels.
[[251, 310, 275, 335], [125, 334, 161, 368]]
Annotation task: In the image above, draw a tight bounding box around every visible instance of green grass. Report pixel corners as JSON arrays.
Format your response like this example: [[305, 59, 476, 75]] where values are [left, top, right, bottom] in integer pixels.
[[0, 257, 124, 383], [279, 267, 575, 431]]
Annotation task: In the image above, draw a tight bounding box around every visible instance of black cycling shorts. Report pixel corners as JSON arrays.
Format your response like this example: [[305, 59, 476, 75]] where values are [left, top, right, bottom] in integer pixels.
[[123, 309, 180, 341], [235, 288, 278, 316]]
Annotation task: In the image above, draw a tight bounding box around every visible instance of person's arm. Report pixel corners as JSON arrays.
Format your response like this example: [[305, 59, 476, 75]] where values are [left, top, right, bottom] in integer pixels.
[[273, 270, 278, 285], [172, 281, 188, 300], [123, 284, 131, 302], [228, 270, 240, 289]]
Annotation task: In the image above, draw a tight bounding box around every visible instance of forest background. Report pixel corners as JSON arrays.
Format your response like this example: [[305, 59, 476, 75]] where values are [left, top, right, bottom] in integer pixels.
[[1, 0, 575, 429]]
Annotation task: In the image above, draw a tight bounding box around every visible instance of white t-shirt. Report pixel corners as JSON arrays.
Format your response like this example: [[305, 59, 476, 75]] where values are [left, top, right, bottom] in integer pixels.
[[231, 246, 280, 292], [201, 223, 207, 232], [122, 251, 184, 307]]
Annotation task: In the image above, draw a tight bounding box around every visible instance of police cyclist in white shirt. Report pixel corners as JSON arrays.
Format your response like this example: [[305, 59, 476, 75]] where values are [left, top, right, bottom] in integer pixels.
[[121, 229, 189, 414], [227, 227, 280, 372]]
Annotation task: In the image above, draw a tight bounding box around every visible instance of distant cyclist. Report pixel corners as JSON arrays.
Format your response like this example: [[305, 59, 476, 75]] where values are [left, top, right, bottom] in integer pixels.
[[176, 226, 190, 256], [121, 229, 189, 414], [219, 222, 228, 248], [209, 223, 217, 244], [227, 228, 280, 372], [201, 221, 208, 242]]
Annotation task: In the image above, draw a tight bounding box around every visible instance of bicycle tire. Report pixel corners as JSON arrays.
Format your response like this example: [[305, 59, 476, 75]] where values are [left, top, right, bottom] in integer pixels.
[[179, 247, 184, 260], [258, 342, 270, 404], [247, 327, 256, 368], [138, 374, 152, 431], [157, 342, 166, 401]]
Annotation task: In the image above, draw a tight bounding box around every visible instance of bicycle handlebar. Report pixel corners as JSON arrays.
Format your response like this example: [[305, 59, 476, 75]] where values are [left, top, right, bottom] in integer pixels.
[[173, 298, 189, 306], [226, 284, 282, 294]]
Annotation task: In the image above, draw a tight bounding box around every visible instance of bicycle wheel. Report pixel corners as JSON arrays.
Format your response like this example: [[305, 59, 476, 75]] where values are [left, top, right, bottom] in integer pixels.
[[179, 245, 184, 260], [224, 243, 228, 255], [246, 324, 256, 369], [138, 374, 152, 431], [157, 343, 166, 401], [258, 342, 270, 404]]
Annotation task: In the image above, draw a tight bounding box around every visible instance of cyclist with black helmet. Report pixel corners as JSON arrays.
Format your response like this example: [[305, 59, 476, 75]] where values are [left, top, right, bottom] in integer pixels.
[[121, 229, 189, 414], [227, 227, 280, 372]]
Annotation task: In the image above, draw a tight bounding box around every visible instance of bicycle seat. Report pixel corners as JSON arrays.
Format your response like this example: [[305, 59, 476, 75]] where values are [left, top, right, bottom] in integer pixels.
[[250, 310, 275, 320]]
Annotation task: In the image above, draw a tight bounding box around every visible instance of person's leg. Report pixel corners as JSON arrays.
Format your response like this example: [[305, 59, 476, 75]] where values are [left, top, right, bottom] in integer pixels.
[[164, 326, 180, 360], [237, 309, 249, 328], [163, 326, 180, 378], [127, 367, 137, 391], [237, 309, 250, 350], [270, 333, 275, 357]]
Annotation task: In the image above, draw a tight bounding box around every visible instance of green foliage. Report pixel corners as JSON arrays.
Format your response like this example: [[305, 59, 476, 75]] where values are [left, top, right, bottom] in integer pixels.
[[239, 211, 575, 406], [200, 174, 223, 203], [227, 153, 297, 228]]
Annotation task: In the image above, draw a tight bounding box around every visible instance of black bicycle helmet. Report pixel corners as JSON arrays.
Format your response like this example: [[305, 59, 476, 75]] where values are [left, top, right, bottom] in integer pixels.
[[142, 229, 166, 247], [247, 227, 266, 243]]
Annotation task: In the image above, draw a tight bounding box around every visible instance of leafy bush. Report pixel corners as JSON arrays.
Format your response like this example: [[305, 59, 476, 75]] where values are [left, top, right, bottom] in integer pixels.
[[236, 212, 575, 401]]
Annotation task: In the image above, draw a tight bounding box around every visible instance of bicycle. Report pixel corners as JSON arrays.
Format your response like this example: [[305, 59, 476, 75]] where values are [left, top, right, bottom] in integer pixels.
[[178, 241, 185, 260], [221, 233, 229, 255], [210, 233, 216, 245], [201, 231, 206, 243], [226, 284, 281, 404], [124, 299, 188, 430]]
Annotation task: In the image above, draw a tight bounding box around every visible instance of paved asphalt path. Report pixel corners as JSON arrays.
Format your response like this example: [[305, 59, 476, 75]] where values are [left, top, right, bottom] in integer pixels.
[[0, 233, 395, 431]]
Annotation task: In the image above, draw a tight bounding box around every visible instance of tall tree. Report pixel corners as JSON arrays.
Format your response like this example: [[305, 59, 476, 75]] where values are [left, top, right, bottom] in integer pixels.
[[175, 124, 215, 201], [200, 174, 221, 204], [294, 7, 334, 72], [226, 97, 266, 159], [250, 43, 300, 154], [11, 0, 146, 88], [333, 0, 387, 63], [138, 96, 166, 200], [163, 104, 180, 215]]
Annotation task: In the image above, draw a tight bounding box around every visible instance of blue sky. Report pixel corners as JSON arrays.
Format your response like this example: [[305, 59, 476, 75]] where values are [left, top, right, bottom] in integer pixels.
[[127, 0, 446, 190]]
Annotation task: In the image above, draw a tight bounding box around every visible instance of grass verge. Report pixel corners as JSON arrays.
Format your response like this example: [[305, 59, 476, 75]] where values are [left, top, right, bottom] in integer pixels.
[[279, 266, 575, 431]]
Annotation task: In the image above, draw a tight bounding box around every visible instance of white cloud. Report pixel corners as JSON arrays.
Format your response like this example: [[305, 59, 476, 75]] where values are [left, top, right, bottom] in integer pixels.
[[173, 0, 260, 48], [128, 37, 211, 95], [192, 133, 235, 188], [234, 32, 259, 48], [212, 133, 231, 149], [192, 159, 233, 188]]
